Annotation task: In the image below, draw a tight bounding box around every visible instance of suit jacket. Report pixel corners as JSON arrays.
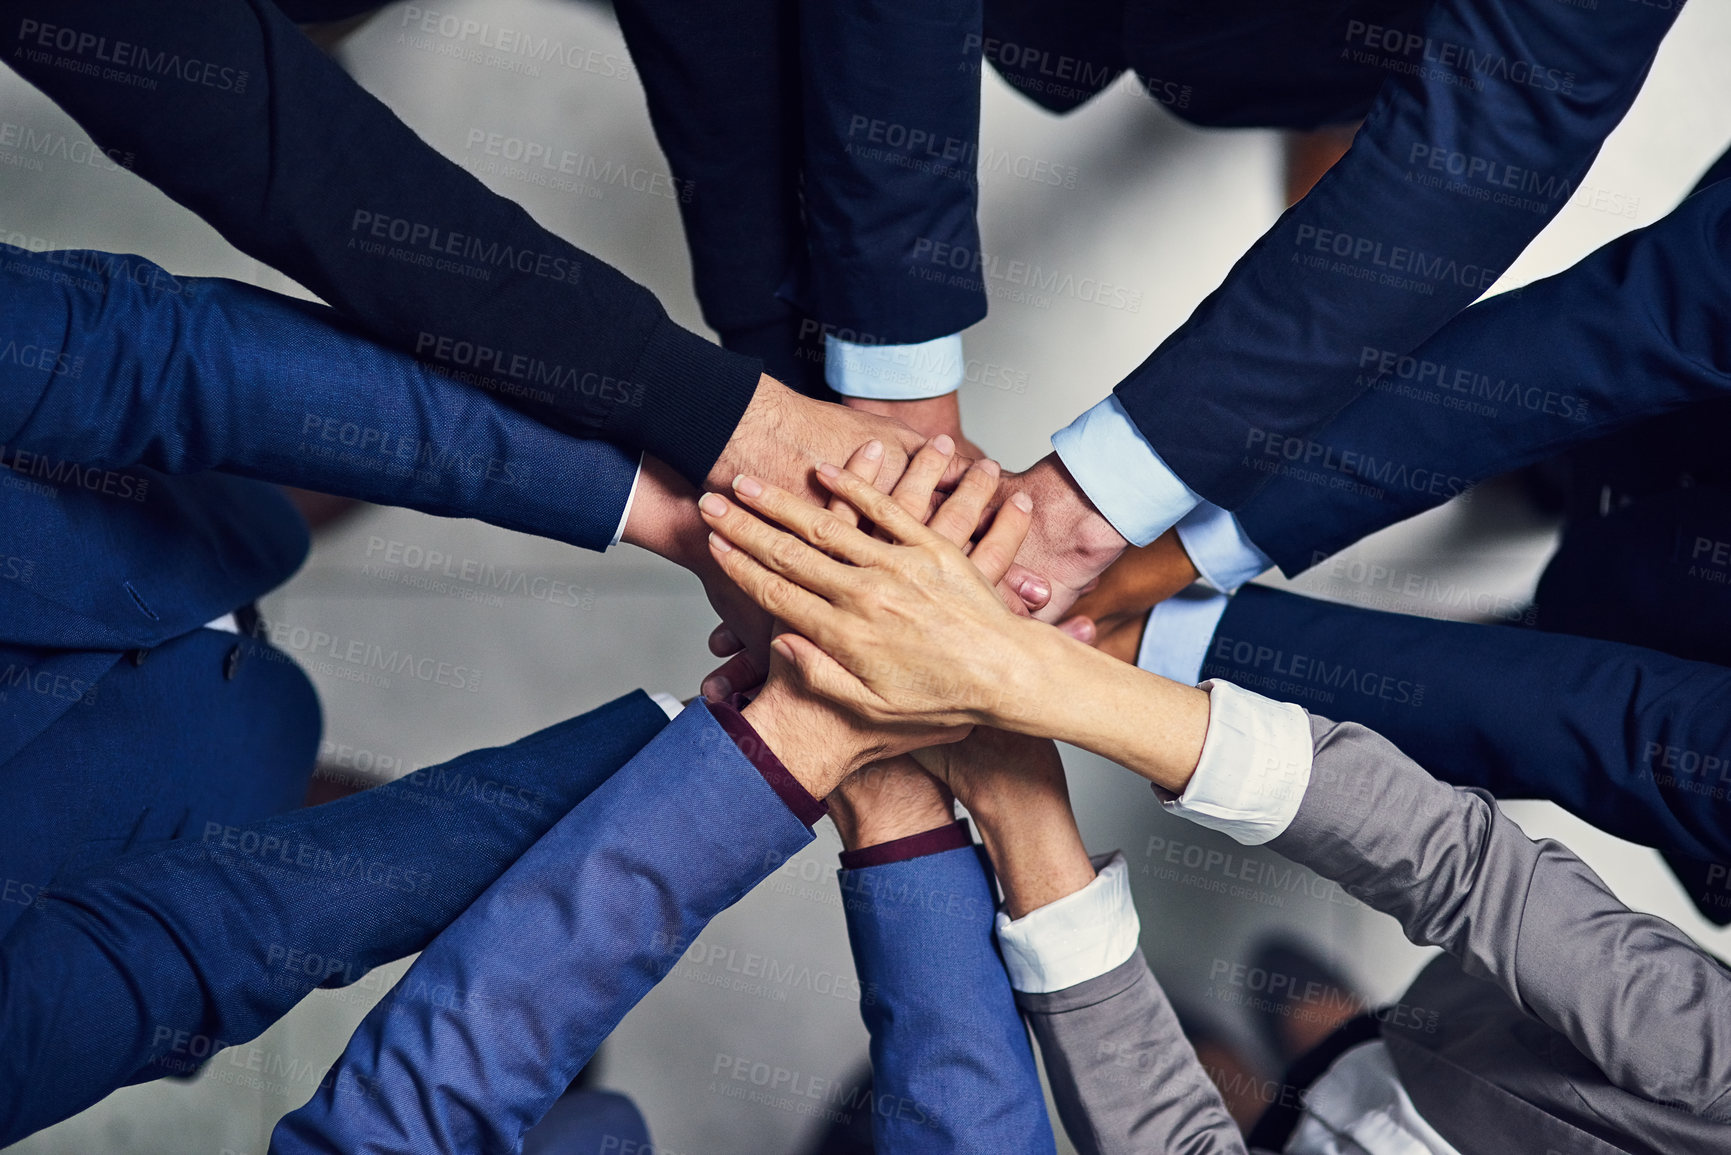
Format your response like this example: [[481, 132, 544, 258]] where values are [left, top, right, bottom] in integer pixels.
[[0, 690, 670, 1146], [272, 702, 820, 1154], [1012, 0, 1676, 512], [616, 0, 985, 364], [1018, 714, 1731, 1155], [840, 842, 1058, 1153], [1202, 584, 1731, 866], [0, 244, 642, 968], [0, 1, 758, 485], [0, 244, 637, 747], [1236, 169, 1731, 577]]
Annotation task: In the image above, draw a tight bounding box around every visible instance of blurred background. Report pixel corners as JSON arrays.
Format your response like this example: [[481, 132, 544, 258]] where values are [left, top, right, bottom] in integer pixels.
[[4, 1, 1731, 1151]]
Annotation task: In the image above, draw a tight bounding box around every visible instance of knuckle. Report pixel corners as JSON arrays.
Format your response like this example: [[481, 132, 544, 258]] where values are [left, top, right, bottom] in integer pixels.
[[768, 535, 805, 571]]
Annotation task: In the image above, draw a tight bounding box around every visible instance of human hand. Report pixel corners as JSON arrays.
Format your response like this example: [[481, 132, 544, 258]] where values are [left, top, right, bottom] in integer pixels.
[[621, 455, 774, 694], [991, 453, 1129, 623], [1058, 530, 1201, 663], [842, 393, 986, 461], [698, 376, 974, 699], [703, 445, 1215, 795], [732, 434, 994, 799], [698, 454, 1053, 733], [915, 728, 1094, 919]]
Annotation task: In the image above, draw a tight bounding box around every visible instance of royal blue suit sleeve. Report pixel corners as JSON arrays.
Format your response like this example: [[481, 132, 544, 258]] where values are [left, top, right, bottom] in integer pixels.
[[1236, 176, 1731, 576], [841, 845, 1057, 1154], [1114, 0, 1678, 511], [0, 1, 761, 485], [0, 691, 670, 1147], [0, 248, 636, 553], [1200, 585, 1731, 863], [271, 702, 818, 1155]]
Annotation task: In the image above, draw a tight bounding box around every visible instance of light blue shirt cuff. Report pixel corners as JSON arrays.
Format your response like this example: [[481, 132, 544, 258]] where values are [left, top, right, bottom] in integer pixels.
[[1175, 503, 1272, 593], [825, 333, 964, 400], [1051, 395, 1198, 547], [1136, 585, 1231, 686]]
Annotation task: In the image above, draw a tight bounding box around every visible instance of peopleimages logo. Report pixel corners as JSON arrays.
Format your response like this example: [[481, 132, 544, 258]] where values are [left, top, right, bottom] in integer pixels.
[[14, 19, 250, 93]]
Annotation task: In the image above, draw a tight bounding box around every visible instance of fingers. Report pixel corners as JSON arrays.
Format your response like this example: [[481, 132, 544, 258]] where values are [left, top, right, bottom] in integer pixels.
[[1000, 563, 1052, 613], [1056, 616, 1097, 645], [717, 475, 890, 571], [885, 435, 958, 525], [926, 459, 1005, 548], [813, 461, 939, 549], [770, 633, 879, 715], [701, 648, 763, 703], [828, 440, 886, 530], [969, 491, 1035, 586], [707, 623, 741, 658], [702, 506, 846, 636]]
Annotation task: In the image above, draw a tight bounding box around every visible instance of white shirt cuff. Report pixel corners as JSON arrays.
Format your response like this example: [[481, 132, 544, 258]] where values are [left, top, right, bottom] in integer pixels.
[[1158, 680, 1312, 846], [995, 851, 1140, 994], [1175, 502, 1272, 593], [648, 692, 684, 721], [1136, 585, 1231, 685], [825, 334, 964, 400], [1051, 395, 1198, 547], [608, 458, 644, 549]]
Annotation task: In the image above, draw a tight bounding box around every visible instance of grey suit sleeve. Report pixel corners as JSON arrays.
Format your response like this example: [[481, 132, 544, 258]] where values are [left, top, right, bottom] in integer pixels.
[[1272, 716, 1731, 1118], [1014, 950, 1249, 1155]]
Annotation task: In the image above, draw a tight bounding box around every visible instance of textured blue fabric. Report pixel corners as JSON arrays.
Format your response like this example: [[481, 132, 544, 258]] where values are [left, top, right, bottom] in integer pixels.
[[0, 626, 321, 943], [520, 1090, 650, 1155], [0, 245, 639, 603], [272, 702, 816, 1155], [794, 0, 985, 343], [0, 691, 669, 1146], [0, 0, 760, 483], [841, 845, 1058, 1154], [1236, 177, 1731, 576], [1203, 585, 1731, 863], [1108, 0, 1677, 510]]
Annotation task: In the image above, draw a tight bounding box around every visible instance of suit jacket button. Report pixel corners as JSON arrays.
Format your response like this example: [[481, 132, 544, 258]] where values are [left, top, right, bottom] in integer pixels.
[[224, 644, 244, 681], [128, 648, 150, 667]]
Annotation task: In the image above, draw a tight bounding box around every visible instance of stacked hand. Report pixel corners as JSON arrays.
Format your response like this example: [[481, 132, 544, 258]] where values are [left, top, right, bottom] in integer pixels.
[[704, 433, 1035, 800], [699, 457, 1213, 795]]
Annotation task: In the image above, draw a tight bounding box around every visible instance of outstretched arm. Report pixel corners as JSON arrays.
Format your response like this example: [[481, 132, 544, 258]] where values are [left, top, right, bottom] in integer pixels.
[[702, 464, 1731, 1115]]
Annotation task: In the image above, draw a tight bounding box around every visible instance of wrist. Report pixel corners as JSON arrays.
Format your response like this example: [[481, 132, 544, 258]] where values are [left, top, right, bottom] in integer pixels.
[[742, 683, 871, 799], [843, 393, 963, 442], [621, 455, 705, 568], [829, 762, 956, 851], [1025, 453, 1127, 546], [976, 801, 1096, 920]]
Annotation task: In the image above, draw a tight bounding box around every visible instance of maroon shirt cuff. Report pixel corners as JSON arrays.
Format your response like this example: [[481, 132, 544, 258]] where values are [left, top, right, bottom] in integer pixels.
[[707, 695, 828, 829], [839, 819, 973, 870]]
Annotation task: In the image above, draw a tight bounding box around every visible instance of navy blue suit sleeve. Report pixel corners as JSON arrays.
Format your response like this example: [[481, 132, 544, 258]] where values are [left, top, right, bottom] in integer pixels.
[[798, 0, 987, 343], [0, 691, 670, 1147], [271, 703, 818, 1155], [1237, 177, 1731, 576], [0, 1, 761, 484], [841, 845, 1058, 1154], [1201, 585, 1731, 864], [0, 248, 636, 553], [1114, 0, 1678, 510]]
